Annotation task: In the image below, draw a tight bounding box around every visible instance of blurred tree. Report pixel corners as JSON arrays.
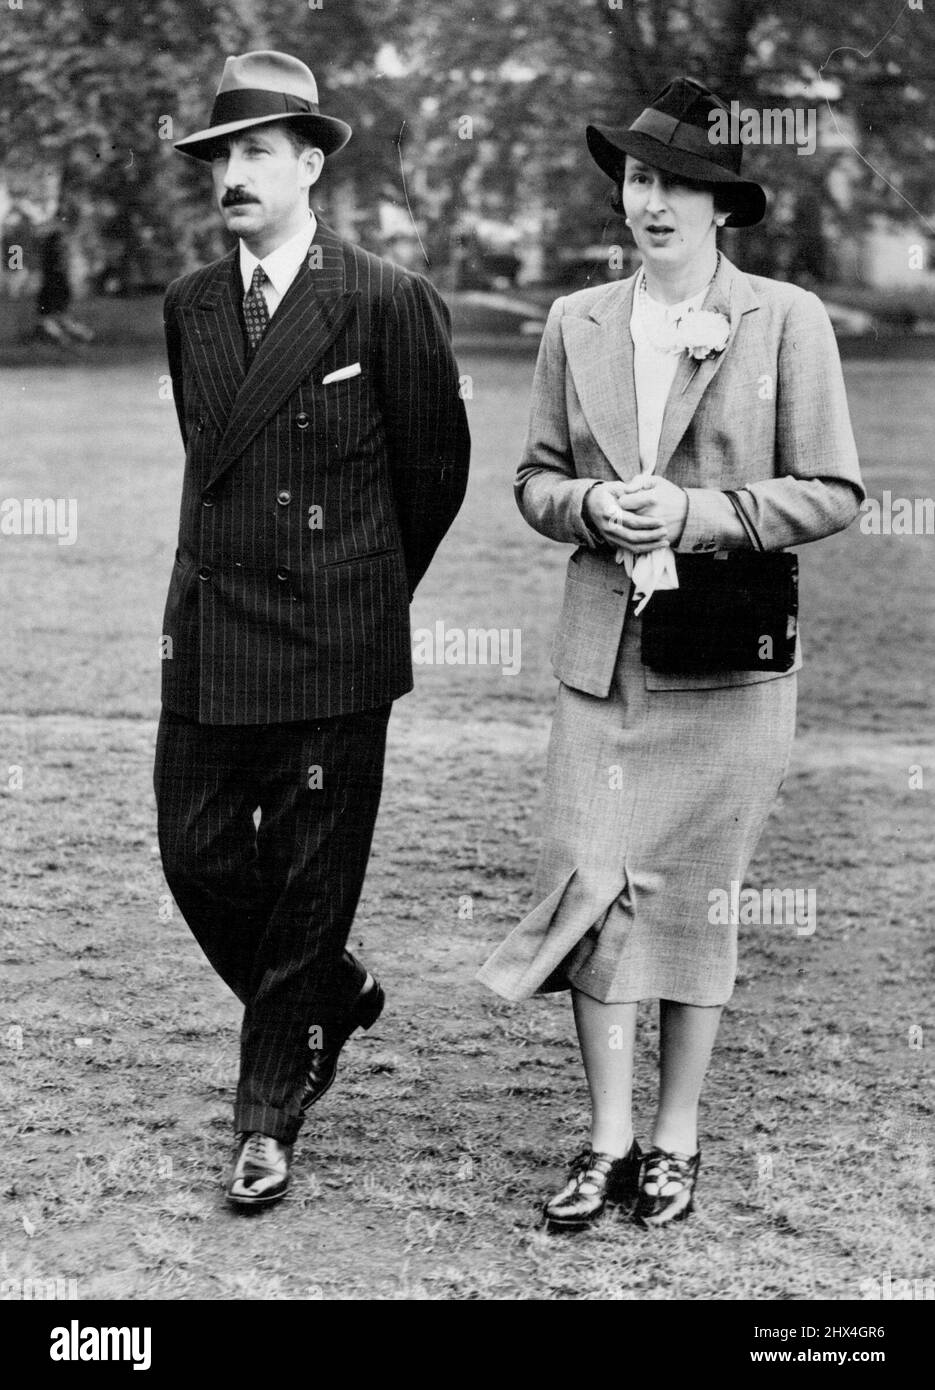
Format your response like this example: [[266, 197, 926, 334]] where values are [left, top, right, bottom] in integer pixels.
[[391, 0, 935, 284], [0, 0, 253, 286], [1, 0, 933, 291], [0, 0, 397, 287]]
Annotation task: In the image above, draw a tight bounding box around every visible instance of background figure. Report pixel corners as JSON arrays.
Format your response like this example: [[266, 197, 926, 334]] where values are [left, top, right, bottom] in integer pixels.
[[36, 223, 93, 344]]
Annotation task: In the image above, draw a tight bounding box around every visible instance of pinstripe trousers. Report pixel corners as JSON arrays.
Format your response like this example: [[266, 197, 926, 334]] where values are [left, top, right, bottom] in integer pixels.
[[153, 703, 391, 1143]]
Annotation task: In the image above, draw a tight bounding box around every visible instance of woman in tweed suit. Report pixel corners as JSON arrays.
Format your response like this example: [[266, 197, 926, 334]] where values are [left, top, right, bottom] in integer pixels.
[[477, 77, 864, 1228]]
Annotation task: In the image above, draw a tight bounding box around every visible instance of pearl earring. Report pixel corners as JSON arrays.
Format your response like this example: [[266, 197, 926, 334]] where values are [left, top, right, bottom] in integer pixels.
[[716, 217, 726, 227], [624, 217, 631, 225]]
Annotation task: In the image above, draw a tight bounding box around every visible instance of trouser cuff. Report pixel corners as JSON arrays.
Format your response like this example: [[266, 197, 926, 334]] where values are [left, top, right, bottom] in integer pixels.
[[235, 1102, 302, 1146]]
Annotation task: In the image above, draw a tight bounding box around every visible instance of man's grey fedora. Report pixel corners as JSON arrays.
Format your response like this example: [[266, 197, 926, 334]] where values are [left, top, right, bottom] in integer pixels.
[[174, 51, 352, 163]]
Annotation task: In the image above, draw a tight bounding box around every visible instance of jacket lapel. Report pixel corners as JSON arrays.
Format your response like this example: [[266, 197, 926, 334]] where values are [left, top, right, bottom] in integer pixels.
[[206, 221, 358, 487], [561, 275, 641, 482], [654, 254, 760, 477], [176, 252, 245, 436]]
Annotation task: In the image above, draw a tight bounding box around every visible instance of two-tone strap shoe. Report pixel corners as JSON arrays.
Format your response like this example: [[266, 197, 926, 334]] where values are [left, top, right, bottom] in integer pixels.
[[226, 1132, 292, 1209], [633, 1146, 701, 1227], [300, 976, 385, 1112], [543, 1141, 643, 1232]]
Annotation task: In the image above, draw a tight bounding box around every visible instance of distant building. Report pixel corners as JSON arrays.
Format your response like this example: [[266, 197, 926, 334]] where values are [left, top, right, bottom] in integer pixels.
[[857, 214, 935, 289]]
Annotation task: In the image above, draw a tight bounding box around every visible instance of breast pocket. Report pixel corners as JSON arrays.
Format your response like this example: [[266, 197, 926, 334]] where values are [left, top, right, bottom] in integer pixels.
[[297, 369, 373, 450]]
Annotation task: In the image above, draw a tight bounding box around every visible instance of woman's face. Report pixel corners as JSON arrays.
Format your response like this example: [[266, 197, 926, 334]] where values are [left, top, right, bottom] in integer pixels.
[[621, 157, 719, 271]]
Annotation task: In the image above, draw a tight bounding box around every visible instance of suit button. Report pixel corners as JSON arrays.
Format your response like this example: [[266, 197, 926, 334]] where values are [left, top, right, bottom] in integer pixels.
[[295, 412, 310, 430], [198, 565, 212, 581], [277, 490, 291, 506], [276, 566, 290, 582], [202, 491, 215, 507]]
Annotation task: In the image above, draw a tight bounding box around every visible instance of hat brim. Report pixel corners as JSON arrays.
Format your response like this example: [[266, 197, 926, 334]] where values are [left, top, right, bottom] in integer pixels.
[[586, 123, 766, 228], [174, 112, 352, 162]]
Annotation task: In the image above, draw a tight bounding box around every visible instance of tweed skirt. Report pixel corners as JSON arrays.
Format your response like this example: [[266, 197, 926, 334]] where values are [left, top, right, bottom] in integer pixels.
[[477, 617, 797, 1006]]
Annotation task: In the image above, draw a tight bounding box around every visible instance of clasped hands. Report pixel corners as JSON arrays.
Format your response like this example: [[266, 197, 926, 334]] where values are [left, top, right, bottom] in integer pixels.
[[584, 474, 689, 554]]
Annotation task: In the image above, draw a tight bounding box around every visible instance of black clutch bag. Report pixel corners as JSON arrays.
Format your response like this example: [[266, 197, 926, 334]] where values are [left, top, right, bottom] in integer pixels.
[[640, 490, 798, 674]]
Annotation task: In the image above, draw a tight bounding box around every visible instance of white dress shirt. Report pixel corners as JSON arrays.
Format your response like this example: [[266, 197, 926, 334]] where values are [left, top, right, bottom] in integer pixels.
[[238, 211, 318, 318]]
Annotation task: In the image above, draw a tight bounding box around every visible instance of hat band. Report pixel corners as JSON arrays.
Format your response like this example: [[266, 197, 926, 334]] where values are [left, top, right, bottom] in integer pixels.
[[630, 107, 739, 168], [209, 88, 320, 127]]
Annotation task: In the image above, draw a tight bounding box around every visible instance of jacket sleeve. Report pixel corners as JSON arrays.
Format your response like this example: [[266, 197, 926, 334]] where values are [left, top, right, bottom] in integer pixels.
[[377, 271, 470, 597], [163, 280, 187, 449], [677, 290, 865, 552], [514, 298, 607, 550]]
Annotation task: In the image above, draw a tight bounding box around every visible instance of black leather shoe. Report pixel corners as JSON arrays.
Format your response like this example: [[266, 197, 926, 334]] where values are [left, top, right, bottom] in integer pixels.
[[633, 1146, 701, 1227], [226, 1132, 292, 1208], [300, 977, 385, 1112], [543, 1141, 643, 1231]]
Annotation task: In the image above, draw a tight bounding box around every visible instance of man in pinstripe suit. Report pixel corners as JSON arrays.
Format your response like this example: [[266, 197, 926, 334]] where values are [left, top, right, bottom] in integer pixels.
[[154, 52, 470, 1207]]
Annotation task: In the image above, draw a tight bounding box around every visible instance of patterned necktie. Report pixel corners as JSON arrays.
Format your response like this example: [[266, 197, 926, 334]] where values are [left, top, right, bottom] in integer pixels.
[[243, 264, 270, 354]]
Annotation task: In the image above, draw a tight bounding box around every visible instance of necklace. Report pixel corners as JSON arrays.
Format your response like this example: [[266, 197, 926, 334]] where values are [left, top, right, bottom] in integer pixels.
[[635, 251, 721, 353]]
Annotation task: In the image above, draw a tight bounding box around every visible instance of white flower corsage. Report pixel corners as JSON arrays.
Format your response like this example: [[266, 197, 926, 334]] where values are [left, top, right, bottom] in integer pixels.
[[673, 309, 731, 360]]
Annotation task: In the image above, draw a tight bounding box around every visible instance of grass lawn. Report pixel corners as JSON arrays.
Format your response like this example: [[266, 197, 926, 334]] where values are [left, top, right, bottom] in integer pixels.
[[0, 352, 932, 1299]]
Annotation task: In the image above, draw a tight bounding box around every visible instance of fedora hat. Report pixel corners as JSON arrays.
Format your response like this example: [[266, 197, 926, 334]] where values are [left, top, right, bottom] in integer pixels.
[[174, 51, 352, 163], [586, 76, 766, 227]]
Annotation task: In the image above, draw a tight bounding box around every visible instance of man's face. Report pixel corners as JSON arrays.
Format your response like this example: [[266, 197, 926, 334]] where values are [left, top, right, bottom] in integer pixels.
[[210, 123, 323, 249]]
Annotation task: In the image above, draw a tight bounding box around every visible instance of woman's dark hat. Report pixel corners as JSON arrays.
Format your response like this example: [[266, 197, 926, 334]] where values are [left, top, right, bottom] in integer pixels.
[[174, 51, 352, 162], [586, 76, 766, 227]]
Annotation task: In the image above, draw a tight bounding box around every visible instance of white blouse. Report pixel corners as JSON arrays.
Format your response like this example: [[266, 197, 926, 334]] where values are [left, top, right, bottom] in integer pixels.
[[630, 279, 709, 473], [618, 277, 709, 612]]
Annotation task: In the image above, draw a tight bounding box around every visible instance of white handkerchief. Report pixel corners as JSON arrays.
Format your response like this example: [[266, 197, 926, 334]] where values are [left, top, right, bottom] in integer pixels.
[[321, 362, 361, 385], [615, 545, 679, 615]]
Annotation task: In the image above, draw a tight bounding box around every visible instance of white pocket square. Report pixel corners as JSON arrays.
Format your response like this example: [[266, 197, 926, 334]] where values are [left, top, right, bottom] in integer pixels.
[[321, 362, 361, 385]]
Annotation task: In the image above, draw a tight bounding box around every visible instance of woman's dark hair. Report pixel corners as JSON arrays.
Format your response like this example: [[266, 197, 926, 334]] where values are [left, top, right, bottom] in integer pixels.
[[610, 161, 740, 225]]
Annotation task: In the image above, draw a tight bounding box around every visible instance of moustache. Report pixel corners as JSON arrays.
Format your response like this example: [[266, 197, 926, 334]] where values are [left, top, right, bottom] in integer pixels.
[[221, 193, 258, 208]]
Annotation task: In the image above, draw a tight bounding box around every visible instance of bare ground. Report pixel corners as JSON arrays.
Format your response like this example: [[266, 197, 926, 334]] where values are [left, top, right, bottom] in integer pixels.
[[0, 354, 932, 1299]]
